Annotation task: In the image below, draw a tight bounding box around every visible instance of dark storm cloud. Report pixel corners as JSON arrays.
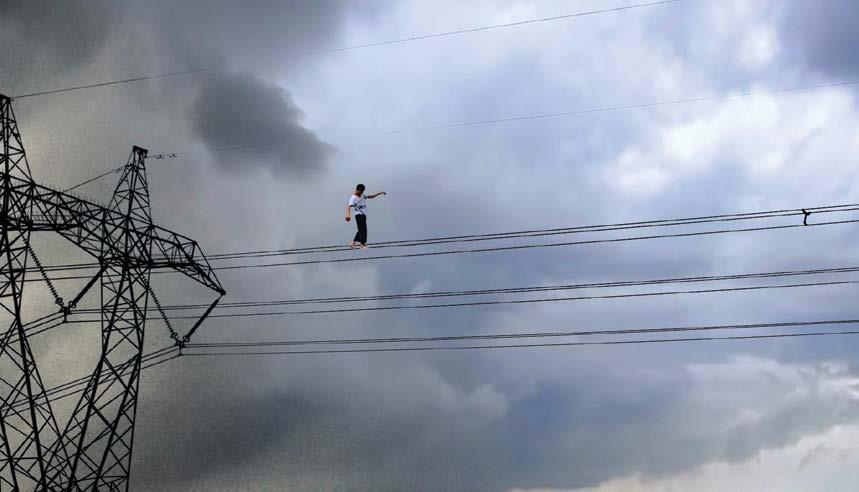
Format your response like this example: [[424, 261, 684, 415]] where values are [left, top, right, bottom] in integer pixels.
[[134, 0, 353, 71], [0, 0, 123, 92], [134, 375, 329, 488], [138, 0, 350, 175], [0, 0, 118, 59], [1, 0, 345, 175], [779, 0, 859, 78], [0, 0, 353, 79], [190, 72, 335, 175], [130, 0, 350, 175], [133, 357, 517, 492], [131, 349, 859, 492]]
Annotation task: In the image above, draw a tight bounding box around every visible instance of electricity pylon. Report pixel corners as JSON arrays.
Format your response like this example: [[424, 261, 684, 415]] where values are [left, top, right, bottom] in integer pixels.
[[0, 93, 225, 491]]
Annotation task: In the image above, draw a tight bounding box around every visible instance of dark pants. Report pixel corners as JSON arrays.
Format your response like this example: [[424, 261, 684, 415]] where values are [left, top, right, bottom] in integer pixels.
[[353, 214, 367, 244]]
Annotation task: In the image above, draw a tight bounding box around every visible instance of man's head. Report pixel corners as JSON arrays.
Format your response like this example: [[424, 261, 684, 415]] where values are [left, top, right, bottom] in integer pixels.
[[356, 183, 365, 195]]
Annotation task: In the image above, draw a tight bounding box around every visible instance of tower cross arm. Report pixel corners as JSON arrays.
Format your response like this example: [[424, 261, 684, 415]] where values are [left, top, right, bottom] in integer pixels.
[[149, 225, 225, 294], [2, 174, 224, 294]]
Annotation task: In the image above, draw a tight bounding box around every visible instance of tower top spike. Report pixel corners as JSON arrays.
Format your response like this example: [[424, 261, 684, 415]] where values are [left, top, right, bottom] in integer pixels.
[[1, 94, 33, 180]]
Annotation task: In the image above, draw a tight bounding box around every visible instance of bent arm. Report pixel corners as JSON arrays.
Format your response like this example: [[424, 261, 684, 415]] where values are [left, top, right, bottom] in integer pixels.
[[345, 204, 351, 220]]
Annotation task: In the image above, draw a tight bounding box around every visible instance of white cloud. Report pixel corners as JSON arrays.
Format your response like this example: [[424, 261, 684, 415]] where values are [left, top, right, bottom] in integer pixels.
[[739, 24, 779, 68], [512, 422, 859, 492], [605, 87, 858, 198]]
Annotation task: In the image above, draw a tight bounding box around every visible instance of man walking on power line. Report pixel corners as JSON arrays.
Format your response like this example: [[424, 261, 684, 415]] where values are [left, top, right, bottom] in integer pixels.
[[346, 183, 386, 249]]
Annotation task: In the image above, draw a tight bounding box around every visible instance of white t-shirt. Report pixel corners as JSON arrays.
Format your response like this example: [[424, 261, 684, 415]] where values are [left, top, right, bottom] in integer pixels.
[[349, 194, 367, 215]]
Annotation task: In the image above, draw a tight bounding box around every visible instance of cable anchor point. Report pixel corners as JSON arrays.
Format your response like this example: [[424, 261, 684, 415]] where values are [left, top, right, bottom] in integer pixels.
[[802, 209, 812, 226]]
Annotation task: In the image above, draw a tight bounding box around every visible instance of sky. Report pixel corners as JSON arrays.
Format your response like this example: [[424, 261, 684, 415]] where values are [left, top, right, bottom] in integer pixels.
[[3, 0, 859, 490]]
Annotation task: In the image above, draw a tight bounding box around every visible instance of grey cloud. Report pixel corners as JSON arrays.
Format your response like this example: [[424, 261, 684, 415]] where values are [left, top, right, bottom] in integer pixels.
[[2, 0, 347, 177], [133, 376, 328, 488], [132, 357, 516, 492], [0, 0, 118, 58], [133, 0, 353, 72], [489, 357, 859, 490], [138, 0, 350, 176], [779, 0, 859, 78], [0, 0, 123, 92], [131, 353, 859, 492], [190, 72, 335, 175]]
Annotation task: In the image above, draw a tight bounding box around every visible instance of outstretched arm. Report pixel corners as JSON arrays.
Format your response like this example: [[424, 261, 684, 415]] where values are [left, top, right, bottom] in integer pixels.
[[367, 191, 387, 199]]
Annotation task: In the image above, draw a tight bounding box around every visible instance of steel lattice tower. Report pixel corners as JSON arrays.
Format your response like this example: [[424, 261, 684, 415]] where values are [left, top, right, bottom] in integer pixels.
[[0, 94, 225, 491]]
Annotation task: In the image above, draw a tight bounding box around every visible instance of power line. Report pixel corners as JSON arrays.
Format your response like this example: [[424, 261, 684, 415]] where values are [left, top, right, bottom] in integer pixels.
[[18, 353, 180, 411], [49, 351, 179, 405], [25, 218, 859, 283], [24, 204, 859, 277], [10, 348, 175, 411], [11, 68, 208, 100], [165, 279, 859, 318], [63, 277, 859, 325], [182, 328, 859, 356], [394, 80, 859, 132], [39, 347, 176, 400], [207, 218, 859, 271], [230, 266, 859, 306], [322, 0, 678, 53], [2, 312, 66, 346], [63, 166, 124, 193], [62, 151, 182, 196], [10, 347, 178, 411], [202, 203, 859, 260], [17, 201, 819, 273], [71, 264, 859, 314], [186, 318, 859, 349]]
